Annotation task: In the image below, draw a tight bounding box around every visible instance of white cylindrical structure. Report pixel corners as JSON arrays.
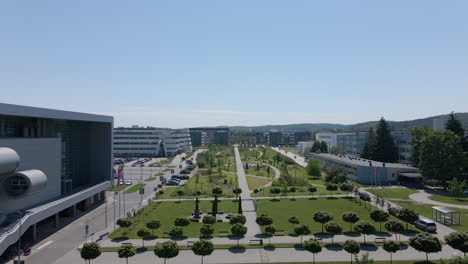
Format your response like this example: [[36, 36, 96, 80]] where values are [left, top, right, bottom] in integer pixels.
[[2, 169, 47, 198], [0, 148, 20, 176]]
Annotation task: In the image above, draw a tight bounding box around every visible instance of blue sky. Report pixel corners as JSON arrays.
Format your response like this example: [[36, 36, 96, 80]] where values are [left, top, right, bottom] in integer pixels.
[[1, 0, 467, 128]]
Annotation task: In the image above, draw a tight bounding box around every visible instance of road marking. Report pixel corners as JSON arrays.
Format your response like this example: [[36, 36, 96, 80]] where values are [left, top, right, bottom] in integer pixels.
[[37, 241, 53, 250]]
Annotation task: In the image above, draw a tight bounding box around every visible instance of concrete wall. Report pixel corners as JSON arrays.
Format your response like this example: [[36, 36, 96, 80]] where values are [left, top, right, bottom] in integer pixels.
[[0, 138, 61, 215]]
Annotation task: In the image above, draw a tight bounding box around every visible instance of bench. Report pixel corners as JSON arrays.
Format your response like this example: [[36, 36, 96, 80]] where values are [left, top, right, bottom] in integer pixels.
[[187, 241, 195, 247], [275, 230, 285, 236], [250, 239, 263, 246], [375, 237, 386, 243], [219, 231, 229, 237]]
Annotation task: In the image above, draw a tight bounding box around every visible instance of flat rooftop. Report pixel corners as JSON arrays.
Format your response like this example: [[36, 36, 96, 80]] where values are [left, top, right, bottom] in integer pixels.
[[311, 153, 417, 169], [0, 103, 113, 123]]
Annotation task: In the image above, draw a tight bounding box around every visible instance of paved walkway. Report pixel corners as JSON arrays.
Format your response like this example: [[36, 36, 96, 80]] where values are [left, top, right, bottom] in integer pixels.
[[409, 190, 468, 209], [56, 244, 463, 264], [234, 146, 261, 237], [271, 147, 307, 167]]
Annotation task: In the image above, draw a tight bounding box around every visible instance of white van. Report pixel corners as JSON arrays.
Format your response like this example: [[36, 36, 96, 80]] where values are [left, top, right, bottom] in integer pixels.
[[414, 218, 437, 232]]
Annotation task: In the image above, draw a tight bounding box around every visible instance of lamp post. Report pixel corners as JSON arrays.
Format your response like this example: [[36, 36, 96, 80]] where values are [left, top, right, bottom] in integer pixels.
[[16, 210, 23, 263]]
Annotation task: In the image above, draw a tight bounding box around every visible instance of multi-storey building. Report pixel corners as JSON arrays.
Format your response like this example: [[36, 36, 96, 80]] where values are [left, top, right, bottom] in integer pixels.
[[0, 103, 112, 257], [315, 132, 355, 150], [188, 127, 229, 146], [113, 127, 192, 158]]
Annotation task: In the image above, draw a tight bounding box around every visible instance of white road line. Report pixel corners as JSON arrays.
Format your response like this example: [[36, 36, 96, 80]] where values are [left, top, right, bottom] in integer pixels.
[[36, 240, 53, 250]]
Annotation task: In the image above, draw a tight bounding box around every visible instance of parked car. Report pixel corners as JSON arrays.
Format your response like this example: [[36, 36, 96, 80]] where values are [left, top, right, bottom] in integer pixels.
[[359, 192, 371, 201], [186, 166, 194, 171], [388, 206, 401, 216], [180, 169, 191, 174], [125, 180, 132, 185], [166, 181, 179, 186], [414, 218, 437, 232]]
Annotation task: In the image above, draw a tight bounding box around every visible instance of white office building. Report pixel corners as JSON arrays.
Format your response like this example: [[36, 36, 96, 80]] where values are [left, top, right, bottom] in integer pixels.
[[315, 132, 355, 150], [297, 141, 315, 154], [113, 127, 192, 158]]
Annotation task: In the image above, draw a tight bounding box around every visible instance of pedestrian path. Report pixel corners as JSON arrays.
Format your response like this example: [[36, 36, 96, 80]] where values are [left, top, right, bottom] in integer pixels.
[[234, 146, 261, 237], [409, 190, 468, 209]]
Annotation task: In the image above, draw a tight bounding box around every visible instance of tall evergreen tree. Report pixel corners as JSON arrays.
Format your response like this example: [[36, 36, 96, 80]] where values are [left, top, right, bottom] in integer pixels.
[[320, 141, 328, 153], [373, 118, 399, 162], [410, 127, 432, 166], [445, 112, 468, 152], [361, 127, 376, 159]]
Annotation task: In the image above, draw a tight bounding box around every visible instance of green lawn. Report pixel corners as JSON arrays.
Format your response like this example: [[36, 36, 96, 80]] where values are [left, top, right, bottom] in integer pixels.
[[158, 171, 237, 199], [428, 194, 468, 205], [257, 197, 408, 235], [154, 173, 164, 176], [109, 200, 237, 239], [246, 176, 271, 191], [394, 200, 468, 232], [124, 184, 145, 194], [367, 188, 418, 200], [144, 177, 157, 182], [107, 185, 128, 191]]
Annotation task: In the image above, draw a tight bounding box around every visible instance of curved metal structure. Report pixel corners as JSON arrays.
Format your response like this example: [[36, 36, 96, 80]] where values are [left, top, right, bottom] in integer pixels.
[[0, 147, 20, 176]]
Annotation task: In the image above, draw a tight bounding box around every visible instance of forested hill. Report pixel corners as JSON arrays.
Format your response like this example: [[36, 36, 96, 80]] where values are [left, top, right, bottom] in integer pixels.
[[227, 113, 468, 132]]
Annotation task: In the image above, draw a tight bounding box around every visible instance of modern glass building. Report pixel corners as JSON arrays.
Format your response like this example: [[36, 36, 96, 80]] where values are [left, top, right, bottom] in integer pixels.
[[0, 103, 113, 257]]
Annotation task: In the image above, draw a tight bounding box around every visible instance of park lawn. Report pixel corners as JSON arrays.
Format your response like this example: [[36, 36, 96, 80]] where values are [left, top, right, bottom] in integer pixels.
[[158, 171, 237, 199], [154, 173, 164, 176], [144, 177, 157, 182], [124, 184, 145, 194], [246, 167, 273, 178], [256, 197, 403, 235], [109, 200, 238, 239], [246, 176, 271, 191], [160, 158, 174, 165], [366, 188, 418, 200], [428, 194, 468, 205], [107, 185, 128, 191], [251, 185, 347, 197], [394, 200, 468, 232]]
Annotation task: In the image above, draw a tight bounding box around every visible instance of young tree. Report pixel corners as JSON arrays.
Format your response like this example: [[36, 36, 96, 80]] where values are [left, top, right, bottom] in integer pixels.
[[383, 240, 400, 264], [136, 228, 151, 248], [326, 184, 338, 197], [176, 190, 184, 200], [308, 186, 317, 195], [325, 167, 347, 184], [311, 141, 322, 153], [397, 208, 419, 230], [445, 231, 468, 256], [324, 221, 343, 244], [116, 218, 132, 235], [81, 243, 101, 264], [373, 117, 399, 163], [449, 178, 465, 197], [202, 215, 216, 225], [146, 220, 161, 236], [237, 195, 243, 214], [230, 224, 247, 246], [419, 130, 464, 187], [229, 214, 246, 225], [354, 221, 376, 244], [192, 240, 214, 264], [256, 214, 273, 230], [385, 220, 405, 241], [361, 127, 376, 160], [265, 225, 276, 245], [306, 160, 321, 178], [154, 241, 179, 264], [446, 112, 465, 142], [233, 187, 242, 198], [409, 232, 442, 263], [340, 183, 354, 197], [294, 224, 311, 245], [304, 239, 322, 264], [369, 209, 390, 232], [118, 244, 136, 264], [289, 216, 300, 232], [168, 226, 183, 238], [200, 224, 214, 237], [342, 212, 360, 232], [313, 211, 333, 233], [343, 240, 360, 264], [174, 218, 190, 227]]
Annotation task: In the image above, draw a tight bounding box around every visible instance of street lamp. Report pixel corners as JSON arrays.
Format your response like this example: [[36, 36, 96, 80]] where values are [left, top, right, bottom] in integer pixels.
[[16, 210, 24, 263]]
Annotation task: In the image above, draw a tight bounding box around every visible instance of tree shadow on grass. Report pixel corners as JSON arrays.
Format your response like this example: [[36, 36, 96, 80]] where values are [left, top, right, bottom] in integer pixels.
[[145, 235, 159, 240], [263, 245, 276, 251], [136, 247, 148, 253], [111, 237, 129, 242], [270, 199, 281, 202], [343, 232, 360, 237], [308, 197, 317, 200], [169, 236, 188, 241], [228, 246, 246, 253]]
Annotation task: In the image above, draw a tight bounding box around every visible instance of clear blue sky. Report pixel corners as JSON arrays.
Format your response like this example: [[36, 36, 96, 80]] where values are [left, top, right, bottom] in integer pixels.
[[1, 0, 467, 128]]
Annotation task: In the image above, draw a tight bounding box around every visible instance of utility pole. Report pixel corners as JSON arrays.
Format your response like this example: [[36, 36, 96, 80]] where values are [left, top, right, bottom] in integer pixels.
[[113, 191, 116, 230], [104, 192, 108, 228]]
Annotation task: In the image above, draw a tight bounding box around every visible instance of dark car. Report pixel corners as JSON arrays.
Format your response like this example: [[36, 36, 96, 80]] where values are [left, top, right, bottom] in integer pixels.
[[359, 192, 371, 201], [166, 181, 179, 186], [180, 169, 191, 174], [186, 166, 194, 170], [388, 206, 400, 216]]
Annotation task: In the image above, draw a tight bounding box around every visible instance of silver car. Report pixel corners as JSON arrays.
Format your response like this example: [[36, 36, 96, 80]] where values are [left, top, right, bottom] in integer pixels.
[[414, 218, 437, 232]]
